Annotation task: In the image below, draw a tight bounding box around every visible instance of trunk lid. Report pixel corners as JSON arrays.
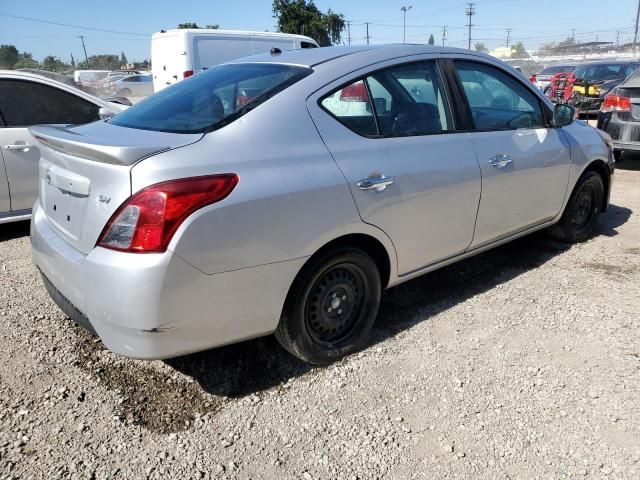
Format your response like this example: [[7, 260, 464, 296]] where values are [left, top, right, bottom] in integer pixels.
[[30, 121, 202, 254]]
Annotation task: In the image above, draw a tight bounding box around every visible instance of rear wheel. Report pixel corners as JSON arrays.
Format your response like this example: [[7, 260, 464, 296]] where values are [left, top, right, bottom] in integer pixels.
[[275, 247, 381, 365], [548, 170, 604, 243], [119, 88, 132, 97]]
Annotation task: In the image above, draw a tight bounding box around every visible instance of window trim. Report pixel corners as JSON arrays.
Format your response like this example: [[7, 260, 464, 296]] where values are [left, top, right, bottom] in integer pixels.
[[449, 58, 553, 133], [318, 59, 458, 139]]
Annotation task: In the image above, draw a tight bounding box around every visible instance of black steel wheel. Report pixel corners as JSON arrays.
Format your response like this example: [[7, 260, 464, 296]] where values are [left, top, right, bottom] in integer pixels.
[[549, 170, 604, 243], [276, 247, 381, 365]]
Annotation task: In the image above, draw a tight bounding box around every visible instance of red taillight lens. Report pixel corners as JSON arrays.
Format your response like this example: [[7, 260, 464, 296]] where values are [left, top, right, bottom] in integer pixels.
[[98, 174, 238, 253], [601, 94, 631, 113], [529, 75, 537, 83], [183, 70, 194, 79], [340, 81, 369, 102]]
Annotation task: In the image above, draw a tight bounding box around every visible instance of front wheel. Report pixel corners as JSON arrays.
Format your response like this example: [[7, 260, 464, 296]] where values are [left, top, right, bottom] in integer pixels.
[[548, 170, 604, 243], [275, 247, 381, 365]]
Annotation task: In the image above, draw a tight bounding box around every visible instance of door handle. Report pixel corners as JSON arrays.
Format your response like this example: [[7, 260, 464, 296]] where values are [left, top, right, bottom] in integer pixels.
[[489, 154, 513, 168], [4, 144, 33, 152], [357, 176, 394, 191]]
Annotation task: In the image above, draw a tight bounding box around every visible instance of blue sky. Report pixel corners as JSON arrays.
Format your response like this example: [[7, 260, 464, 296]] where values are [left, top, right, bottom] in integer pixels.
[[0, 0, 637, 62]]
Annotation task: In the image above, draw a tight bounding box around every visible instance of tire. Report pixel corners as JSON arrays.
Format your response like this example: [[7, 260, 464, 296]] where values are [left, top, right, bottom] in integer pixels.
[[119, 88, 132, 97], [275, 247, 381, 365], [548, 170, 604, 243]]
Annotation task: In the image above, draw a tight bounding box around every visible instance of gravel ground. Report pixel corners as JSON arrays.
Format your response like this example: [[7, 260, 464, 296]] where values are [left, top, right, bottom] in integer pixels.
[[1, 159, 639, 480]]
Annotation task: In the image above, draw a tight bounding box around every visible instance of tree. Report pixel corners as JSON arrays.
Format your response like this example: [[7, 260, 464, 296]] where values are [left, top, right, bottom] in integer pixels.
[[177, 22, 218, 29], [42, 55, 67, 72], [78, 54, 120, 70], [0, 44, 19, 69], [120, 51, 128, 65], [13, 52, 38, 69], [273, 0, 345, 47], [474, 42, 489, 53], [428, 34, 435, 46], [511, 41, 530, 59]]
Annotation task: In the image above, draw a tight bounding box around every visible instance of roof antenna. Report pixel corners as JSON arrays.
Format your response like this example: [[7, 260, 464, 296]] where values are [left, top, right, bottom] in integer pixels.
[[270, 47, 282, 55]]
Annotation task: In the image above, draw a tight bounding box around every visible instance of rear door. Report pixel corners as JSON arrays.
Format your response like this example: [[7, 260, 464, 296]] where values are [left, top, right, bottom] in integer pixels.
[[308, 58, 482, 275], [193, 35, 252, 71], [0, 78, 100, 211], [449, 58, 571, 247]]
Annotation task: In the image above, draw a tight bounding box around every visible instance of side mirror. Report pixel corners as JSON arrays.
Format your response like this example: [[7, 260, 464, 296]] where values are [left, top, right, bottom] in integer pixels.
[[98, 107, 116, 120], [553, 103, 575, 127]]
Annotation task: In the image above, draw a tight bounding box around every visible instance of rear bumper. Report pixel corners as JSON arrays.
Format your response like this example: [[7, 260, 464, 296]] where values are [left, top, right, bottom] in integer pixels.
[[31, 203, 305, 359], [597, 112, 640, 151]]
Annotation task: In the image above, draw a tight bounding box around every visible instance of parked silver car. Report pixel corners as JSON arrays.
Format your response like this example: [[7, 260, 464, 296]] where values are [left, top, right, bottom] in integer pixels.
[[0, 70, 123, 224], [30, 46, 614, 364], [114, 74, 154, 97]]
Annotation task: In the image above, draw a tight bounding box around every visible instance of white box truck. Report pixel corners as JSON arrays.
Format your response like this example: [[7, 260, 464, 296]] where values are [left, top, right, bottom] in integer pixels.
[[151, 29, 319, 92]]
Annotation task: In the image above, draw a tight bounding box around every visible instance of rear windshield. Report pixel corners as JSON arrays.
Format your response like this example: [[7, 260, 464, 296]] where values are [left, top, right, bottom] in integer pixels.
[[109, 63, 311, 134], [572, 64, 625, 82], [540, 65, 574, 75]]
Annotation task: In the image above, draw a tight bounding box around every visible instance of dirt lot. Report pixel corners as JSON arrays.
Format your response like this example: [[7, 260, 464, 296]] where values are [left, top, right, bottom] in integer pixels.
[[1, 159, 639, 480]]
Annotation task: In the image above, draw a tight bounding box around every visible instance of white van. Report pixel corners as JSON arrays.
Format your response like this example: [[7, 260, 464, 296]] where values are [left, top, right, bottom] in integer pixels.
[[151, 29, 319, 92], [73, 70, 110, 92]]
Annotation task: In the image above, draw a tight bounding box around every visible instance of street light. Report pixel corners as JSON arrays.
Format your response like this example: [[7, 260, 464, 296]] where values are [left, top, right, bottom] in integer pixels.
[[401, 5, 412, 44]]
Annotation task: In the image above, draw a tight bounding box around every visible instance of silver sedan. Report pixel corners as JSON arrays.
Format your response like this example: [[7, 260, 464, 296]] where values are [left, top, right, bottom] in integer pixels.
[[30, 45, 614, 364]]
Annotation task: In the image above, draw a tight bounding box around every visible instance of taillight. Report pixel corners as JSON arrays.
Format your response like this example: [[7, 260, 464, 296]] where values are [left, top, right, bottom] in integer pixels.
[[340, 81, 369, 102], [183, 70, 194, 79], [98, 174, 239, 253], [601, 94, 631, 113], [529, 75, 537, 84]]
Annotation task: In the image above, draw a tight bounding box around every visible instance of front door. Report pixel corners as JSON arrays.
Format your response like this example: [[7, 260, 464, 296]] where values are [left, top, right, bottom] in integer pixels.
[[0, 78, 100, 211], [451, 60, 572, 247], [309, 59, 482, 275]]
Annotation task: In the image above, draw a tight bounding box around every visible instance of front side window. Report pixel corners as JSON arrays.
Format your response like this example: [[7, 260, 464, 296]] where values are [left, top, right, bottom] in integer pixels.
[[0, 79, 100, 127], [455, 61, 545, 131], [110, 63, 311, 134], [321, 61, 452, 137]]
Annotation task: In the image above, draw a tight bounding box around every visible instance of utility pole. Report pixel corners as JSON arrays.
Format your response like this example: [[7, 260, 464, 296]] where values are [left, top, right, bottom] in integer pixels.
[[78, 35, 89, 68], [365, 22, 371, 45], [346, 21, 352, 45], [442, 25, 448, 46], [466, 3, 476, 50], [571, 28, 576, 39], [401, 6, 412, 44], [506, 28, 512, 48], [634, 0, 640, 55]]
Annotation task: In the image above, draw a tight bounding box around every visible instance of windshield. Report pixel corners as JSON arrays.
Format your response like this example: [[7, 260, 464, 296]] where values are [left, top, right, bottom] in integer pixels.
[[110, 63, 311, 134], [572, 64, 625, 82]]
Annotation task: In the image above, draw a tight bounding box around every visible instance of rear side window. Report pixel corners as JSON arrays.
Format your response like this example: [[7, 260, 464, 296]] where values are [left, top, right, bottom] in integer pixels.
[[455, 61, 545, 131], [0, 79, 100, 127], [110, 63, 311, 134], [321, 61, 452, 137]]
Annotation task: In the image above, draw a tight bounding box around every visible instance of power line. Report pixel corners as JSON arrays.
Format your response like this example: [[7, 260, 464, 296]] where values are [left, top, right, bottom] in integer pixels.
[[465, 3, 476, 50], [0, 12, 149, 36]]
